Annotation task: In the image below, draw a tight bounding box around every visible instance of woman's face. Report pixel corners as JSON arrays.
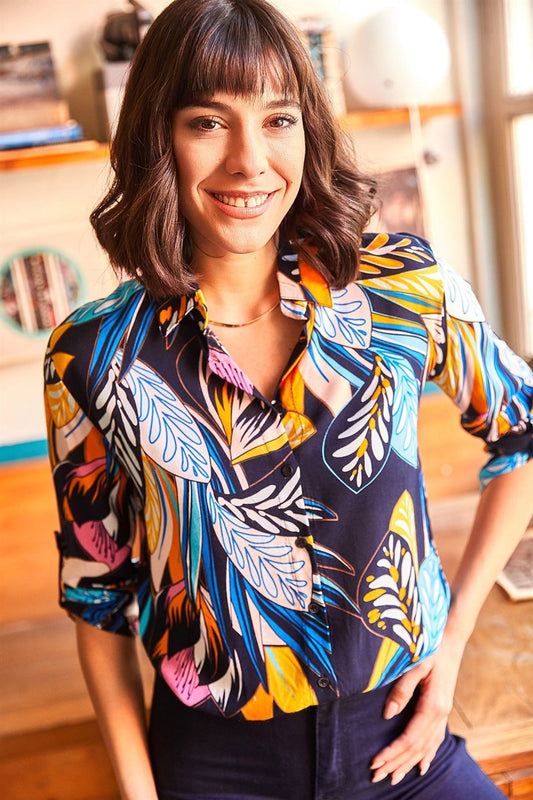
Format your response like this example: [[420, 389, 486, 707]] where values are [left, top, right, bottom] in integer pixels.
[[171, 86, 305, 264]]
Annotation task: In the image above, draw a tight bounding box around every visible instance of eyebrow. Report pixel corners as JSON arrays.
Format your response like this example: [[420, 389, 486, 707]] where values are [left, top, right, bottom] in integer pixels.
[[184, 98, 301, 112]]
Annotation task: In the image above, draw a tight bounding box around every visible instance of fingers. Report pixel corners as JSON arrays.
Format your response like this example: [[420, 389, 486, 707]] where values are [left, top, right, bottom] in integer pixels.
[[371, 719, 445, 784], [382, 663, 430, 720], [371, 692, 450, 784]]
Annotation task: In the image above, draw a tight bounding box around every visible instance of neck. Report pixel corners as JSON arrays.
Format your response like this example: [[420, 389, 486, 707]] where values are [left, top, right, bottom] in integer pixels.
[[194, 243, 280, 316]]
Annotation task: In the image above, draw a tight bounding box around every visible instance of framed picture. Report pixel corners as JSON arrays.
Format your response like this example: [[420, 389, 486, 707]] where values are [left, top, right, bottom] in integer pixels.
[[373, 166, 425, 238], [0, 226, 116, 368], [297, 17, 346, 117], [0, 248, 84, 334]]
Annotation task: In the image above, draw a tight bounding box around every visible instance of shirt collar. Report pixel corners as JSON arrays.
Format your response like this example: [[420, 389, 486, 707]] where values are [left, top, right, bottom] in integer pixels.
[[156, 240, 333, 339]]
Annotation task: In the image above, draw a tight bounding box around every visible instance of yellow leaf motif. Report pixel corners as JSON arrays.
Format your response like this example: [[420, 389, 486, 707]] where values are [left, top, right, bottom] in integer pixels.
[[282, 410, 316, 450], [45, 380, 79, 428], [142, 455, 163, 554], [388, 489, 418, 570], [240, 682, 274, 721], [265, 646, 318, 714], [360, 491, 425, 670]]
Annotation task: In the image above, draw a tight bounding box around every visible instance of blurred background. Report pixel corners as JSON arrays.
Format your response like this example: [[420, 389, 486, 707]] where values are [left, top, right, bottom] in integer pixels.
[[0, 1, 532, 798]]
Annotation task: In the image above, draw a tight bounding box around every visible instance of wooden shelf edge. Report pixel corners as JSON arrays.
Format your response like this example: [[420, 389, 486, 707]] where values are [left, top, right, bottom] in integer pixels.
[[0, 140, 110, 171], [0, 103, 461, 170], [340, 101, 462, 130]]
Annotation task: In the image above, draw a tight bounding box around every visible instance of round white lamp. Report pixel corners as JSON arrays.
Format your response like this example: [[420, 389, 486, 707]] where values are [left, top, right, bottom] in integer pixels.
[[346, 4, 452, 239], [346, 5, 451, 108]]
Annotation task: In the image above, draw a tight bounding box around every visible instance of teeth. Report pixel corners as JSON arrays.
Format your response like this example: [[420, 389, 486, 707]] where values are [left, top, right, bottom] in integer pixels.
[[214, 193, 268, 208]]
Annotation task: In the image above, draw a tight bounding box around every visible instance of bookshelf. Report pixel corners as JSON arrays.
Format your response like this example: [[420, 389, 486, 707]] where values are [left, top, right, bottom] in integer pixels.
[[0, 140, 109, 171], [340, 101, 461, 130], [0, 102, 461, 171]]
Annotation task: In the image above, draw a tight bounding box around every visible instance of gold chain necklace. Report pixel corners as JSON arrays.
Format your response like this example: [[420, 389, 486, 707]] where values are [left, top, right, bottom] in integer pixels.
[[208, 299, 280, 328]]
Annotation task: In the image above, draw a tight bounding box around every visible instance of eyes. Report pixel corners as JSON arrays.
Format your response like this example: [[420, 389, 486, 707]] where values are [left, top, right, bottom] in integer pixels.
[[187, 112, 300, 134]]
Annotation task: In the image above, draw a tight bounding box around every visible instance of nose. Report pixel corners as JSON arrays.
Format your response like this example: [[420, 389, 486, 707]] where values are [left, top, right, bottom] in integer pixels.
[[224, 124, 268, 178]]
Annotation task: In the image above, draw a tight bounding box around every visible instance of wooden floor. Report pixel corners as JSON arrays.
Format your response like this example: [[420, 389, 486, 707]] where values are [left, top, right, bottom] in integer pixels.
[[1, 391, 532, 799]]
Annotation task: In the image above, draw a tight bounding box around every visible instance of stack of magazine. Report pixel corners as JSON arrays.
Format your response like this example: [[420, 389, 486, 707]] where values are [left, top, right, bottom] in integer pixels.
[[497, 529, 533, 601], [0, 41, 83, 150]]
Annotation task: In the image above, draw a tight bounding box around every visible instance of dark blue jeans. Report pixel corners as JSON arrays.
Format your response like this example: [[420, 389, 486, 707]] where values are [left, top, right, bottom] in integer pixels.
[[148, 676, 505, 799]]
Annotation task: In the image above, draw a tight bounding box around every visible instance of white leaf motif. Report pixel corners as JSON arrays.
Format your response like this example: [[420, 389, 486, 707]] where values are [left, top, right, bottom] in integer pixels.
[[207, 486, 312, 610], [119, 353, 211, 481]]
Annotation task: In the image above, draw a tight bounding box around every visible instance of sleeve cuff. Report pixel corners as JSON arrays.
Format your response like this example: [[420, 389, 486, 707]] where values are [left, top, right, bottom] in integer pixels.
[[61, 584, 139, 635], [480, 450, 533, 489]]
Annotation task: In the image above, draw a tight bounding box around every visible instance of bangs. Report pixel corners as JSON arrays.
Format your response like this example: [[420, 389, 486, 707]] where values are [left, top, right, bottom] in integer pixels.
[[173, 6, 300, 106]]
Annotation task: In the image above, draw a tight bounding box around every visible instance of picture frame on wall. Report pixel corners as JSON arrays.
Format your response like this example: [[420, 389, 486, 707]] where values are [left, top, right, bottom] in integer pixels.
[[296, 17, 346, 117], [0, 246, 85, 367], [373, 165, 425, 238], [0, 230, 116, 368]]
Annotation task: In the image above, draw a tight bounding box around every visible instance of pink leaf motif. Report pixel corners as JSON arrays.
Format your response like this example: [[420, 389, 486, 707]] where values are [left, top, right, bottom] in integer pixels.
[[208, 349, 254, 395], [73, 520, 129, 570], [160, 648, 211, 706]]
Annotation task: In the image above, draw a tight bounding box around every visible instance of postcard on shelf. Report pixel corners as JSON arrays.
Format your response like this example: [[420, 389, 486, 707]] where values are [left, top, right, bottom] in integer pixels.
[[0, 41, 69, 133], [497, 531, 533, 601]]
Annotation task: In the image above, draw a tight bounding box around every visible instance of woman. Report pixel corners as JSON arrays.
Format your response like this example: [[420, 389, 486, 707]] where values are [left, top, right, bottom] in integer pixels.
[[44, 0, 533, 798]]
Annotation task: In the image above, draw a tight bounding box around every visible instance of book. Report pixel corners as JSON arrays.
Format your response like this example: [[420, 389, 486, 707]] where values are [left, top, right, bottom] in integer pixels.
[[0, 41, 69, 133], [497, 531, 533, 601], [0, 120, 83, 150]]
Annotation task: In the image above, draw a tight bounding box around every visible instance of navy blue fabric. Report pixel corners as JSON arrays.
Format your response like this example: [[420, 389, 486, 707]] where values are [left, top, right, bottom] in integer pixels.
[[148, 676, 504, 799]]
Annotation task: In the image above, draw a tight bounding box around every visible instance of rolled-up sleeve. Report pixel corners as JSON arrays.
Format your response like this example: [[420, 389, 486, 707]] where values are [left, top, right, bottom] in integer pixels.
[[426, 256, 533, 488], [44, 348, 140, 635]]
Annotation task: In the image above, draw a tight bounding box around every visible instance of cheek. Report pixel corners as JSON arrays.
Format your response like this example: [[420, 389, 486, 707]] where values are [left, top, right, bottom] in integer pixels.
[[175, 147, 225, 199], [288, 144, 305, 196], [290, 134, 305, 185]]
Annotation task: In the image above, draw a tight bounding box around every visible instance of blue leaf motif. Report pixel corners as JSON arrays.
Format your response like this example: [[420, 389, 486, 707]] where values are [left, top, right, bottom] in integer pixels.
[[418, 547, 450, 654], [480, 451, 530, 488], [71, 280, 142, 324], [388, 356, 419, 468]]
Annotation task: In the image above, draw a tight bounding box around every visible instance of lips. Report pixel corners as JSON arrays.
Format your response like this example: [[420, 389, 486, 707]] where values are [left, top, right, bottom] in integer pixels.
[[212, 192, 270, 209]]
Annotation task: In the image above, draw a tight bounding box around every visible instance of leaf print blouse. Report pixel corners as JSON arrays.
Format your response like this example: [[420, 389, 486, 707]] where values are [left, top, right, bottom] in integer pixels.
[[44, 233, 533, 720]]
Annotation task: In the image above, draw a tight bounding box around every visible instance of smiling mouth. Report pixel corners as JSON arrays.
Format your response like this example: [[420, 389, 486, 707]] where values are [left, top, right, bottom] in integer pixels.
[[212, 192, 270, 208]]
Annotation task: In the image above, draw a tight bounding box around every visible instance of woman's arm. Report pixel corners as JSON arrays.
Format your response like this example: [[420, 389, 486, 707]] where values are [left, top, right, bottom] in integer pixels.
[[370, 457, 533, 785], [75, 619, 159, 800]]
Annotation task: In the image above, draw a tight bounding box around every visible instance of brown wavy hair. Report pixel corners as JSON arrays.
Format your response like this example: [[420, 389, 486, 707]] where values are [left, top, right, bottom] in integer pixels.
[[90, 0, 377, 299]]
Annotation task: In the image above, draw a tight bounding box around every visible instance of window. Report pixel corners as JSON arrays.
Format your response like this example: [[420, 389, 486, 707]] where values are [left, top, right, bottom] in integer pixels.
[[480, 0, 533, 357]]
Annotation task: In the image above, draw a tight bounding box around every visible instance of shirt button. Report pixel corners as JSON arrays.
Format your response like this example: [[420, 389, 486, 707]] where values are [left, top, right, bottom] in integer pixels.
[[281, 463, 294, 478], [308, 602, 320, 614], [317, 676, 330, 689], [295, 536, 307, 548]]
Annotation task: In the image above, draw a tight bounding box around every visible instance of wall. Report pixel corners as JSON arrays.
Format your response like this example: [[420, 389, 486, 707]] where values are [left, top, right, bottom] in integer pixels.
[[0, 0, 479, 453]]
